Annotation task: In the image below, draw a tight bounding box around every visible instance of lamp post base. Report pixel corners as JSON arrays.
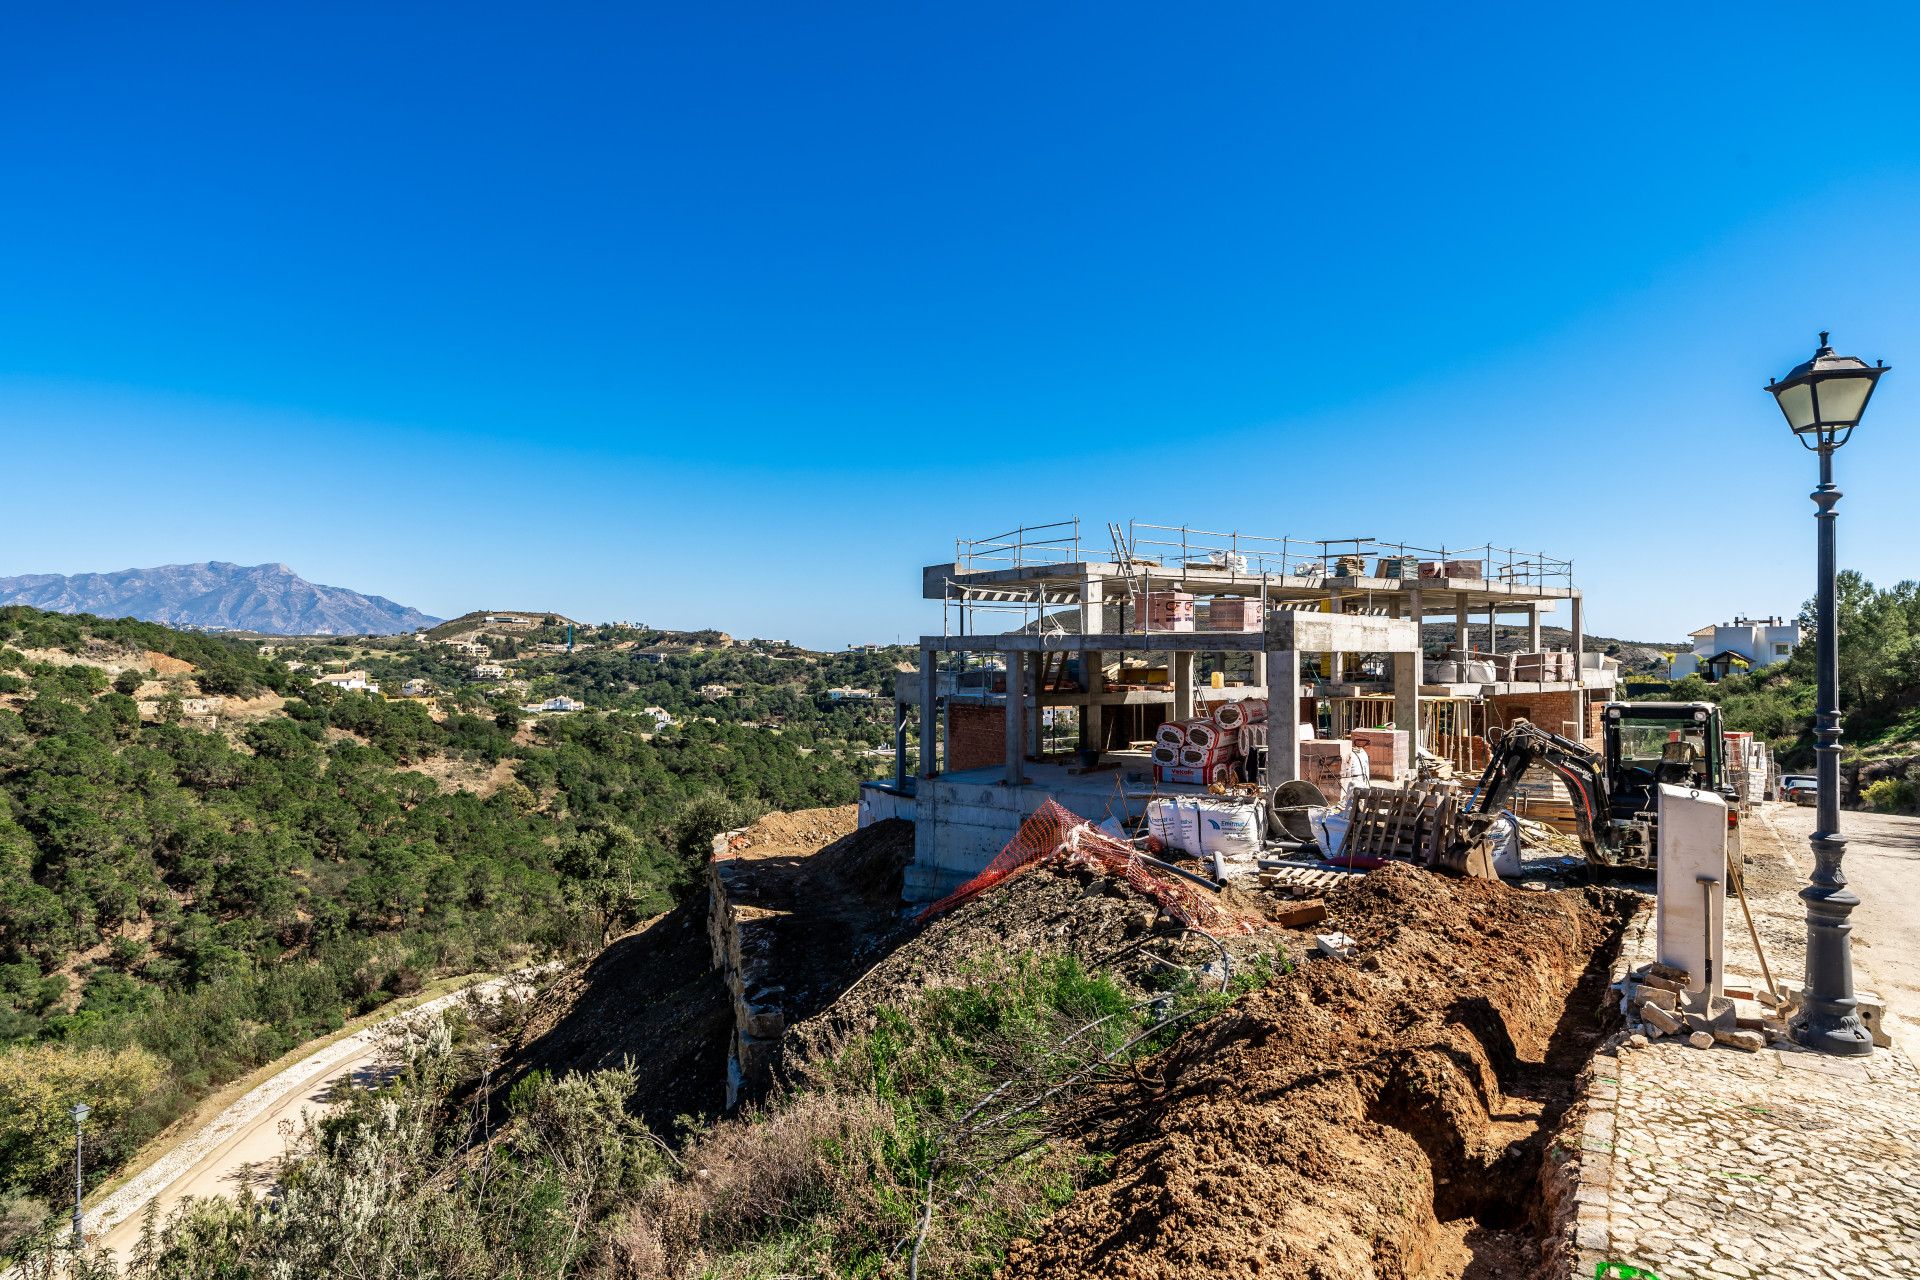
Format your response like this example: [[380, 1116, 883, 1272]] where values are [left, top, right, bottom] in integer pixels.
[[1791, 831, 1873, 1057]]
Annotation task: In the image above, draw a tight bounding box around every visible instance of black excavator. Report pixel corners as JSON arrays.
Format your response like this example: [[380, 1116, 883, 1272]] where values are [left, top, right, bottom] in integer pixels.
[[1448, 701, 1736, 871]]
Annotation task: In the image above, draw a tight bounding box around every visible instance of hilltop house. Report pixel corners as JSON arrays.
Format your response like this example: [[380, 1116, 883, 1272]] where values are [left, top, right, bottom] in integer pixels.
[[700, 683, 733, 699], [472, 663, 509, 680], [824, 687, 877, 702], [399, 678, 432, 698], [315, 670, 378, 693], [640, 706, 674, 729], [1669, 616, 1801, 682], [524, 695, 586, 713]]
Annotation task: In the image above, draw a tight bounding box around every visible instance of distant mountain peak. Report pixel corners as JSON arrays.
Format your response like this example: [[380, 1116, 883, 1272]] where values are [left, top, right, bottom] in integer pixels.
[[0, 562, 442, 636]]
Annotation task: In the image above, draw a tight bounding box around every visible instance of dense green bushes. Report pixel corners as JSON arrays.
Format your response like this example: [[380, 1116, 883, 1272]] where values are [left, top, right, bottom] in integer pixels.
[[0, 608, 876, 1220]]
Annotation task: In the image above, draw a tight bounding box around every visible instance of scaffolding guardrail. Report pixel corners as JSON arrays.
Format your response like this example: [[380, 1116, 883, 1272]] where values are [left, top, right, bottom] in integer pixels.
[[942, 518, 1574, 640]]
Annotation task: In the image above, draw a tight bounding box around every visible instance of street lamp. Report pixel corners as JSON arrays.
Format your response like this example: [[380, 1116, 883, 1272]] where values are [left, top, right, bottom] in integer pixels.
[[70, 1101, 90, 1251], [1765, 331, 1889, 1057]]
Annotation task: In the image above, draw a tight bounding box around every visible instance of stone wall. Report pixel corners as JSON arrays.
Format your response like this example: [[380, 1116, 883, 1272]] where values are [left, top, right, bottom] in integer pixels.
[[707, 832, 789, 1107]]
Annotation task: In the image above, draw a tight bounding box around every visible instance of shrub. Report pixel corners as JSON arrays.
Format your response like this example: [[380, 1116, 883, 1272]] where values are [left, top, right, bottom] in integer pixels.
[[1862, 777, 1917, 813]]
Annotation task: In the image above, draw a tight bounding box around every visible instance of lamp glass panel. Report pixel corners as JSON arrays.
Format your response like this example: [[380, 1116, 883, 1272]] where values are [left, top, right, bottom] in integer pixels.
[[1774, 381, 1815, 430], [1813, 375, 1874, 425]]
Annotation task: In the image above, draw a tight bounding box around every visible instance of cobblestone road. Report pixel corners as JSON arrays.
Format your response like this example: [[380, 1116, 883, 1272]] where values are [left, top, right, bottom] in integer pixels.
[[1570, 804, 1920, 1280]]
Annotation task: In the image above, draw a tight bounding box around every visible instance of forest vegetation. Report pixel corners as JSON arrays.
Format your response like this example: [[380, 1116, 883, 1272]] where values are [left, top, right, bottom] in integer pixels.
[[0, 606, 877, 1246]]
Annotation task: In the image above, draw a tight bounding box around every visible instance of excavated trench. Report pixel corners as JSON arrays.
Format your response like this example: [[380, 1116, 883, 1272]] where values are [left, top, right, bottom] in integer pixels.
[[1001, 864, 1636, 1280]]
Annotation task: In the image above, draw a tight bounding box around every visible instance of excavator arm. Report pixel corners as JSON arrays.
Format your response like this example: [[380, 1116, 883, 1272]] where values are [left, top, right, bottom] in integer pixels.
[[1454, 719, 1610, 865]]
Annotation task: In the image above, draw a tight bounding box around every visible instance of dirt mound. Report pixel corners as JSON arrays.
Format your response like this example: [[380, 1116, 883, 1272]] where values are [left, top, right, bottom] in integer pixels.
[[1000, 865, 1633, 1280], [508, 902, 731, 1136], [781, 861, 1265, 1071]]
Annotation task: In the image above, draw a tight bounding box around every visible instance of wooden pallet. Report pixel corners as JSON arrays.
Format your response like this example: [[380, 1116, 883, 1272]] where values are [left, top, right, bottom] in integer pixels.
[[1257, 862, 1364, 896], [1344, 781, 1461, 865]]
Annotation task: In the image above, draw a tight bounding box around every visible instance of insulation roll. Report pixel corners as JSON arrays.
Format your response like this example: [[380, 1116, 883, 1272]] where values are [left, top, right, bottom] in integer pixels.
[[1214, 701, 1246, 729], [1243, 697, 1269, 723], [1185, 719, 1219, 751], [1156, 722, 1189, 746], [1180, 745, 1213, 768], [1152, 743, 1180, 765]]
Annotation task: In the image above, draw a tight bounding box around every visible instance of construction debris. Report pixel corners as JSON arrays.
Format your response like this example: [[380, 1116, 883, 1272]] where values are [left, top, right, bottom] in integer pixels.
[[1613, 960, 1791, 1047]]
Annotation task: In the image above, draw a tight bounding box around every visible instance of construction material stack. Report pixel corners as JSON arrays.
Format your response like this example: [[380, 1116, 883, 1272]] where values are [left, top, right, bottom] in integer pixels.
[[1152, 699, 1267, 784]]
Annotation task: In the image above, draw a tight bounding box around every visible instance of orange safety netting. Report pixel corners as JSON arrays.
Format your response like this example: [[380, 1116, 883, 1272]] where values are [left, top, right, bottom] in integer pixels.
[[915, 798, 1261, 934]]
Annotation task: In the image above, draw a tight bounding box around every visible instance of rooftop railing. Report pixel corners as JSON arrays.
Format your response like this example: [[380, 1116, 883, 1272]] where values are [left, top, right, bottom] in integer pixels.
[[951, 519, 1572, 589]]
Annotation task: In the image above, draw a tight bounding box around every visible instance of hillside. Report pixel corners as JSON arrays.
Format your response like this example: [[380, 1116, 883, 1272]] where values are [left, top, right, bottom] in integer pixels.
[[0, 605, 876, 1245], [0, 562, 441, 635]]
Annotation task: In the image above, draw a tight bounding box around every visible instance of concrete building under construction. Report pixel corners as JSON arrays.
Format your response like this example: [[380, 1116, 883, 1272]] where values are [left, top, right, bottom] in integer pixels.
[[862, 520, 1618, 901]]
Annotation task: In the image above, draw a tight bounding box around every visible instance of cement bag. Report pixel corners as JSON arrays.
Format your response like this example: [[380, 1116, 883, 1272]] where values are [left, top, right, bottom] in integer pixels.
[[1488, 812, 1524, 877], [1145, 798, 1182, 851], [1310, 807, 1348, 858], [1194, 799, 1265, 862]]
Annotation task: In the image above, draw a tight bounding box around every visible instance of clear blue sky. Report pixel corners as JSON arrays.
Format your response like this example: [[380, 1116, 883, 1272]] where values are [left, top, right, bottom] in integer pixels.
[[4, 5, 1919, 648]]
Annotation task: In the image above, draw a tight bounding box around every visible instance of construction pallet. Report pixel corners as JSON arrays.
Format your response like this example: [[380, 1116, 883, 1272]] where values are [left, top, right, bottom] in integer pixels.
[[1257, 862, 1364, 896], [1343, 781, 1459, 865]]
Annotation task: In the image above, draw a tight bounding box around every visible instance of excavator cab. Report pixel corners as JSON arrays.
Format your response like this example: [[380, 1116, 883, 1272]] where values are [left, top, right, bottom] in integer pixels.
[[1601, 702, 1726, 825]]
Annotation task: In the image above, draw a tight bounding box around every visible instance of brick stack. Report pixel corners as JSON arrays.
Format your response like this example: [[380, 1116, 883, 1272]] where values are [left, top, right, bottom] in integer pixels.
[[1349, 728, 1410, 780]]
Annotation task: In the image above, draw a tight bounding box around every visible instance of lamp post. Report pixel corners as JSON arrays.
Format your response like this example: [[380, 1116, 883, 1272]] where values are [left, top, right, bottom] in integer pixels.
[[1765, 331, 1889, 1057], [70, 1101, 90, 1251]]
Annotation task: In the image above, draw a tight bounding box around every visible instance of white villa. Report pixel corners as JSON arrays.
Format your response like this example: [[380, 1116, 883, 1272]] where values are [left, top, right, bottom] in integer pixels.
[[1670, 615, 1801, 682]]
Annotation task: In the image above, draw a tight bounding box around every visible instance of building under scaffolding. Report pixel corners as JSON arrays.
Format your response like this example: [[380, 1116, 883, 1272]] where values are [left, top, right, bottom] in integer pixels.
[[863, 519, 1619, 901]]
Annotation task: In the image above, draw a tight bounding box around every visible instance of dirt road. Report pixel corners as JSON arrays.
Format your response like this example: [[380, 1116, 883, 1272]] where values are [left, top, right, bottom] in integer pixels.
[[1757, 802, 1920, 1046], [83, 974, 526, 1265]]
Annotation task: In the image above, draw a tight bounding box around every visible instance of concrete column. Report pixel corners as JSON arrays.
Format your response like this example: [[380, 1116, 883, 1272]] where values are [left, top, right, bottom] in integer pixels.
[[1081, 577, 1105, 637], [1250, 649, 1268, 689], [1571, 593, 1586, 675], [1266, 648, 1303, 783], [893, 699, 909, 790], [1172, 650, 1195, 722], [1327, 592, 1343, 682], [1081, 648, 1106, 755], [918, 646, 939, 779], [1003, 651, 1027, 785], [1487, 606, 1498, 656], [1528, 603, 1542, 653], [1392, 648, 1419, 740], [1408, 588, 1425, 671], [1454, 595, 1470, 659]]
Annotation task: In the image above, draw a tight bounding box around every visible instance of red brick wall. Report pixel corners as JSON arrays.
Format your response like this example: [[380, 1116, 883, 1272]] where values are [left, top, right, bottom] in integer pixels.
[[1488, 689, 1600, 746], [946, 703, 1005, 772]]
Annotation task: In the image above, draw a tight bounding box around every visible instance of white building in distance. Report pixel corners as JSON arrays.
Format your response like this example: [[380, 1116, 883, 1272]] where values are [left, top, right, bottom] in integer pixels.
[[1670, 616, 1801, 682]]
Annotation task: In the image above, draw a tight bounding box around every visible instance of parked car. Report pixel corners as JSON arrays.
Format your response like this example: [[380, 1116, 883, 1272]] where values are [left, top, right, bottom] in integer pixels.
[[1780, 775, 1818, 806]]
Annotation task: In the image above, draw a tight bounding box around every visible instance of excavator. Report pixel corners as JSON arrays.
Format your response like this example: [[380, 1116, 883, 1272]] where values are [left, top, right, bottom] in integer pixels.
[[1447, 701, 1736, 871]]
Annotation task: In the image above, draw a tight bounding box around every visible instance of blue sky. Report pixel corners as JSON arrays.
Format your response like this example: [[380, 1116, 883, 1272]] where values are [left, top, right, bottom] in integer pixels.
[[4, 5, 1919, 648]]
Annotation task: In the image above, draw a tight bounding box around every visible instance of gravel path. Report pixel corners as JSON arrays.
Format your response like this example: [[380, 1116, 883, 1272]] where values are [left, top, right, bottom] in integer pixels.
[[79, 972, 530, 1264]]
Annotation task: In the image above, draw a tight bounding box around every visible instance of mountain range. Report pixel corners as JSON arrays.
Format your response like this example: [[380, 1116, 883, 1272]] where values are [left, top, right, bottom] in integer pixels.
[[0, 562, 441, 635]]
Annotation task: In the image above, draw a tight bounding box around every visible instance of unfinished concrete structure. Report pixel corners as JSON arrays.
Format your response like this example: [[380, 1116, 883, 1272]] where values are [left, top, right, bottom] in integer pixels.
[[862, 521, 1616, 902]]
